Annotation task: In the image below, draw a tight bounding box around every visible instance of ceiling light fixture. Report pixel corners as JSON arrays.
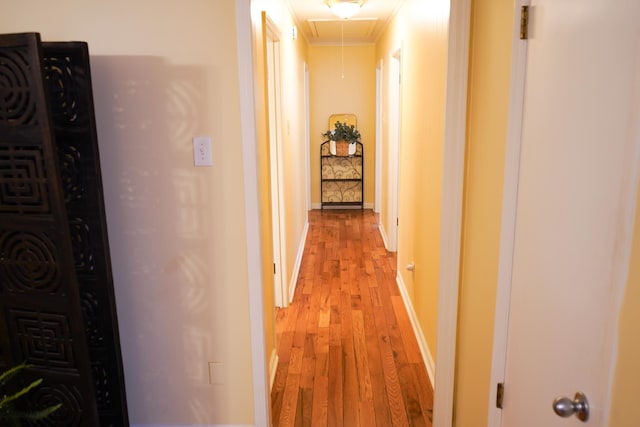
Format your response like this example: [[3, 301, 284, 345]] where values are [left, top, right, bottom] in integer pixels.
[[327, 0, 365, 19]]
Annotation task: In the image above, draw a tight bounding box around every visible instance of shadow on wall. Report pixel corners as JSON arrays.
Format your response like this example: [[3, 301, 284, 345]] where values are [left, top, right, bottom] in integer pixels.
[[89, 56, 234, 423]]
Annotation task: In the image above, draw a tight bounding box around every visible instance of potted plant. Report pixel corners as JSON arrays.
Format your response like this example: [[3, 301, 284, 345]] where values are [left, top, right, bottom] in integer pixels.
[[322, 121, 361, 156], [0, 363, 62, 426]]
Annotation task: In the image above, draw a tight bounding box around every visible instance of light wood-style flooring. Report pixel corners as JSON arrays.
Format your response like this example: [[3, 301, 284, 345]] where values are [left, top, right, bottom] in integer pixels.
[[271, 209, 433, 426]]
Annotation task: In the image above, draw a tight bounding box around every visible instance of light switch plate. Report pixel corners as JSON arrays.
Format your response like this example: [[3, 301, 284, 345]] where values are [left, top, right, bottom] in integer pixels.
[[193, 137, 212, 166]]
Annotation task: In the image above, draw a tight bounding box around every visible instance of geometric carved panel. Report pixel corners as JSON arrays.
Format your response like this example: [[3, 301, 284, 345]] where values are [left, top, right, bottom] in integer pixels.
[[43, 54, 82, 126], [91, 358, 113, 410], [58, 144, 86, 202], [41, 40, 130, 424], [0, 33, 105, 425], [0, 144, 51, 214], [0, 230, 61, 294], [29, 383, 84, 426], [80, 290, 103, 347], [0, 47, 38, 126], [11, 309, 76, 371], [69, 218, 95, 274]]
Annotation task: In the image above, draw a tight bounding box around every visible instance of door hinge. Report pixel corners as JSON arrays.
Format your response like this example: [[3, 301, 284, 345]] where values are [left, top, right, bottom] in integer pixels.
[[273, 263, 276, 275], [496, 382, 505, 409], [520, 5, 529, 40], [397, 218, 399, 227]]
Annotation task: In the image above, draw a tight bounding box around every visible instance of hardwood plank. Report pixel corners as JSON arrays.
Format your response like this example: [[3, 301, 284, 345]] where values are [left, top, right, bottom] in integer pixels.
[[397, 362, 428, 427], [412, 363, 434, 424], [271, 362, 288, 425], [352, 310, 373, 402], [359, 400, 377, 427], [317, 280, 332, 328], [374, 305, 411, 427], [392, 295, 423, 364], [299, 355, 316, 426], [278, 371, 301, 427], [311, 352, 329, 427], [327, 343, 343, 426]]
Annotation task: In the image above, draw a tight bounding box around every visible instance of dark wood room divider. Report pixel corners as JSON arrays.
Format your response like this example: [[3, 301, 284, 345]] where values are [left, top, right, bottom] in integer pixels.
[[0, 32, 128, 426]]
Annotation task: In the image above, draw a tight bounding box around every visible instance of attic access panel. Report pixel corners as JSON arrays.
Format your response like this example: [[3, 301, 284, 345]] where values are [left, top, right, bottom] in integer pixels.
[[307, 18, 379, 43]]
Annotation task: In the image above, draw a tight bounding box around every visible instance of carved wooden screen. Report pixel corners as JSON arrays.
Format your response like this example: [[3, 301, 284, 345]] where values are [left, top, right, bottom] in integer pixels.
[[0, 32, 128, 426], [42, 41, 129, 426]]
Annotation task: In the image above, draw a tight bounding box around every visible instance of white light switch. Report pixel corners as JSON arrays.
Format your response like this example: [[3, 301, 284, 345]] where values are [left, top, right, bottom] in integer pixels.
[[193, 137, 213, 166]]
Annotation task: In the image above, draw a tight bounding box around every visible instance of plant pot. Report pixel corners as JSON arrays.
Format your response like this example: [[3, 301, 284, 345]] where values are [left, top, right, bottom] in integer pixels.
[[336, 140, 349, 156]]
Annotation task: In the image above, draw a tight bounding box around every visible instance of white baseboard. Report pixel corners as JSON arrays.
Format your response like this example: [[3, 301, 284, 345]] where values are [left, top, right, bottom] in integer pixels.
[[133, 425, 253, 427], [288, 221, 309, 303], [395, 273, 436, 386], [269, 349, 279, 391], [378, 222, 391, 252], [310, 203, 374, 210]]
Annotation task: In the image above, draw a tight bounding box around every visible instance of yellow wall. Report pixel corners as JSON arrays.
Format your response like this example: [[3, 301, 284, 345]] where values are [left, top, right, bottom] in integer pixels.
[[609, 183, 640, 427], [454, 0, 514, 425], [0, 1, 255, 424], [376, 0, 450, 361], [309, 44, 376, 207]]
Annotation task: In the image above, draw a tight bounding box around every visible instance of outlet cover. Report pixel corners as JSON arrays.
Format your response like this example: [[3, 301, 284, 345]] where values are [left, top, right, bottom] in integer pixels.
[[208, 362, 223, 384]]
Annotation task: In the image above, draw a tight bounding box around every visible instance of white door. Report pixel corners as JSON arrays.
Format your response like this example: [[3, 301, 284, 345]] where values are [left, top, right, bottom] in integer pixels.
[[266, 18, 287, 307], [501, 0, 640, 425]]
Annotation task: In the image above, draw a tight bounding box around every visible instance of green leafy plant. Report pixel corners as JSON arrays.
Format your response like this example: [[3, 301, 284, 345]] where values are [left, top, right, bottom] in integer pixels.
[[322, 120, 361, 144], [0, 363, 62, 426]]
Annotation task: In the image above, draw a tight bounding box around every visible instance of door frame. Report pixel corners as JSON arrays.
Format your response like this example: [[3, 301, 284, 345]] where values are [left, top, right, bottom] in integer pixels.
[[432, 0, 472, 425], [265, 16, 288, 308], [487, 0, 529, 424], [235, 1, 270, 425], [387, 48, 401, 252], [375, 60, 382, 214], [488, 1, 640, 425], [304, 61, 311, 212], [235, 0, 473, 425]]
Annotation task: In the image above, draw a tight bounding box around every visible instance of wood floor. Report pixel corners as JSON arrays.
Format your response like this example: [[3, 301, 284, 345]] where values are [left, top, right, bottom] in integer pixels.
[[271, 209, 433, 427]]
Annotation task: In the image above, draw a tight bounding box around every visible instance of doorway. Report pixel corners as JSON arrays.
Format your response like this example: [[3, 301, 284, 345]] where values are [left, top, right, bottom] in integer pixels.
[[381, 48, 401, 252], [236, 1, 473, 426], [490, 0, 640, 425]]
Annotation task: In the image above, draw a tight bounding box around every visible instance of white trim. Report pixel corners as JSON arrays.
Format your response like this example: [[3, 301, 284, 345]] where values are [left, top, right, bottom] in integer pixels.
[[269, 350, 279, 391], [235, 1, 270, 426], [387, 48, 401, 253], [266, 17, 287, 308], [396, 273, 435, 383], [487, 1, 528, 426], [378, 222, 392, 253], [310, 203, 374, 210], [433, 0, 471, 426], [133, 425, 253, 427], [374, 60, 383, 213], [288, 221, 309, 303], [304, 62, 312, 212]]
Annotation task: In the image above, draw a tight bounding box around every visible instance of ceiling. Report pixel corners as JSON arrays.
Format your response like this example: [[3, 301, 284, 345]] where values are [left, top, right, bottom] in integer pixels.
[[285, 0, 406, 44]]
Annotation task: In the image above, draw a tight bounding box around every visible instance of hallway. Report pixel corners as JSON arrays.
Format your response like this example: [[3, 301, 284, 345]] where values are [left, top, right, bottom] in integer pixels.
[[271, 210, 433, 426]]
